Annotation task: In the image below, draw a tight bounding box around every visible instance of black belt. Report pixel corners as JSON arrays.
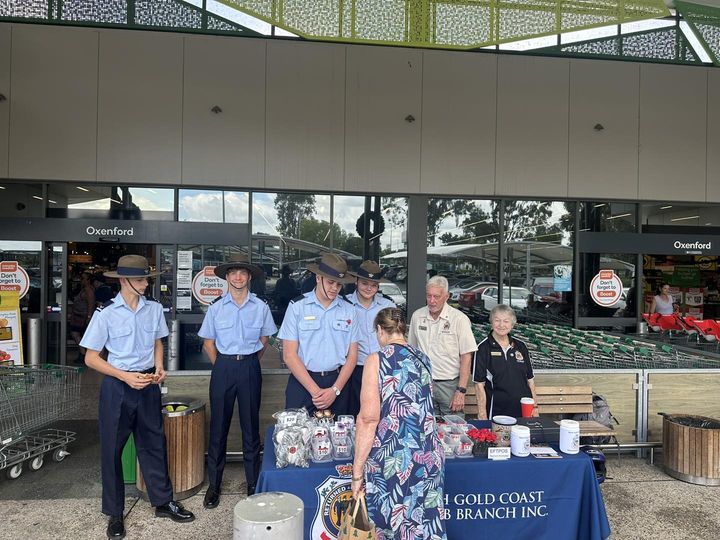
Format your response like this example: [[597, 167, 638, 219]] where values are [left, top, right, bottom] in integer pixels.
[[218, 352, 256, 361], [128, 367, 155, 374], [433, 378, 457, 383], [308, 367, 340, 377]]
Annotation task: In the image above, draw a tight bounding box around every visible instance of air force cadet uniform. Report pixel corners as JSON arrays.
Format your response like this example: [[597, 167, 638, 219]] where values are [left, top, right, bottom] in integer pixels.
[[80, 255, 193, 535], [198, 255, 277, 504], [278, 254, 359, 415], [345, 261, 396, 417]]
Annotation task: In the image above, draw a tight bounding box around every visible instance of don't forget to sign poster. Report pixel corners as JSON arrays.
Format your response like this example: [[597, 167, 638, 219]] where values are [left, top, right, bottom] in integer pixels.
[[0, 290, 23, 365]]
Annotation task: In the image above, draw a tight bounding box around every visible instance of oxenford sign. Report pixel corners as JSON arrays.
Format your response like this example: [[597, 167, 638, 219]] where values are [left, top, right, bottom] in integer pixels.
[[86, 226, 135, 237], [673, 240, 711, 252], [579, 232, 719, 255]]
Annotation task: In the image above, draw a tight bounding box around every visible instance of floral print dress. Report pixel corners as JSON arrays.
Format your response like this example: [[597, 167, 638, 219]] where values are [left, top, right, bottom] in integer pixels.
[[364, 343, 447, 540]]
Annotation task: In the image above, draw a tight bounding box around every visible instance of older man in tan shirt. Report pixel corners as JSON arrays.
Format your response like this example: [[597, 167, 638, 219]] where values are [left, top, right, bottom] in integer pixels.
[[408, 275, 477, 417]]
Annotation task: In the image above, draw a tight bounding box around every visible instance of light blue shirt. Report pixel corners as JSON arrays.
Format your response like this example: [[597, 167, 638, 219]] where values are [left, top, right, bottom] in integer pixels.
[[198, 292, 277, 355], [278, 290, 360, 372], [347, 291, 395, 366], [80, 294, 169, 372]]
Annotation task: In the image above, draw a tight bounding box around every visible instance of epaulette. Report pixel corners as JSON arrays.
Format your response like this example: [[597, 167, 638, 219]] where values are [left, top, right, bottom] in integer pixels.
[[380, 292, 395, 304], [290, 294, 306, 304], [146, 295, 160, 303], [340, 294, 353, 304], [96, 299, 114, 312], [210, 295, 223, 305]]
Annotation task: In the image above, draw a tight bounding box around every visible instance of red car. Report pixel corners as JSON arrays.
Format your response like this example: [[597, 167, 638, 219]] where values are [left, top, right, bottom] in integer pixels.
[[458, 283, 495, 309]]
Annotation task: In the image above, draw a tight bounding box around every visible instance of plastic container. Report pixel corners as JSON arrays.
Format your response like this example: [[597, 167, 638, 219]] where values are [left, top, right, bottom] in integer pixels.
[[492, 415, 517, 447], [447, 426, 464, 445], [455, 435, 474, 458], [441, 439, 457, 459], [310, 427, 333, 463], [444, 414, 468, 426], [510, 425, 531, 457], [559, 419, 580, 454]]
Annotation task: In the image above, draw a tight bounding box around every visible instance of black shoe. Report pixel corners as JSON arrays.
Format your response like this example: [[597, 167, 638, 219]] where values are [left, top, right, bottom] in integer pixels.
[[155, 501, 195, 523], [106, 516, 125, 539], [203, 486, 220, 509], [247, 484, 256, 496]]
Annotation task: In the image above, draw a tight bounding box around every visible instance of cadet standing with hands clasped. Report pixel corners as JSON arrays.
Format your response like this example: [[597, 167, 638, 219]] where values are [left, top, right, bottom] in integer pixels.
[[279, 253, 359, 415], [81, 255, 194, 540], [198, 254, 277, 507]]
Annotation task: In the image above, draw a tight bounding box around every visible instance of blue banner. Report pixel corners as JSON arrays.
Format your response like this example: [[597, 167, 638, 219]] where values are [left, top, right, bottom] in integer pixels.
[[258, 423, 610, 540]]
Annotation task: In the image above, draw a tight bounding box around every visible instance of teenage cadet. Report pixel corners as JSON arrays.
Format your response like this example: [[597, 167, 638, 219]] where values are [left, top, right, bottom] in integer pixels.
[[345, 260, 396, 417], [81, 255, 194, 540], [408, 275, 477, 417], [278, 253, 359, 415], [199, 254, 277, 507]]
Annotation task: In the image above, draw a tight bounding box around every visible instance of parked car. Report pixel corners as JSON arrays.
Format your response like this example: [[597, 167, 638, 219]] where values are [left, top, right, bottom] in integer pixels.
[[458, 282, 496, 309], [481, 286, 532, 312], [379, 282, 406, 310], [449, 279, 488, 302]]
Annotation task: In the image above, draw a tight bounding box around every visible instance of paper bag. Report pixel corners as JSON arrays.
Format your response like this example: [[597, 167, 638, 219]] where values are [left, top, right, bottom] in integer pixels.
[[338, 493, 377, 540]]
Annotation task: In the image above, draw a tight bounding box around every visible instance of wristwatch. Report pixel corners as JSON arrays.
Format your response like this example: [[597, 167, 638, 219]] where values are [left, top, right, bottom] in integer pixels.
[[456, 386, 467, 394], [332, 385, 341, 396]]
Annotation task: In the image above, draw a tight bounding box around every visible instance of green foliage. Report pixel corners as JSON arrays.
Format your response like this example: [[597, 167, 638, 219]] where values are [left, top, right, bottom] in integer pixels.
[[274, 194, 316, 237]]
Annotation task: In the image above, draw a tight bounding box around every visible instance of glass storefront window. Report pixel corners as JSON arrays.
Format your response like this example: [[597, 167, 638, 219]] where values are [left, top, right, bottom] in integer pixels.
[[642, 203, 720, 230], [47, 185, 175, 220], [178, 189, 248, 223], [503, 200, 575, 326], [579, 202, 636, 233], [578, 252, 636, 319], [423, 198, 500, 320], [0, 183, 45, 218]]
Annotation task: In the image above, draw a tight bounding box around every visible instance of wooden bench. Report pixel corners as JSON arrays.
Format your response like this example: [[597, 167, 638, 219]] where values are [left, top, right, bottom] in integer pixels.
[[463, 384, 616, 441]]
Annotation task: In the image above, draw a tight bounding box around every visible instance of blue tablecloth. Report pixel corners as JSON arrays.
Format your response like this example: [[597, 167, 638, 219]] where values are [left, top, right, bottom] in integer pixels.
[[258, 422, 611, 540]]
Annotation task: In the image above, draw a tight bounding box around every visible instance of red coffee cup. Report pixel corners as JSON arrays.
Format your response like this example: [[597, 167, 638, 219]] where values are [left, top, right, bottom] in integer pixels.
[[521, 397, 535, 418]]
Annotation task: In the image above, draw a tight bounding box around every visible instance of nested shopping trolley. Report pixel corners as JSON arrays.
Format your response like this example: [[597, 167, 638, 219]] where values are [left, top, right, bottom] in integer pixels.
[[0, 363, 83, 479]]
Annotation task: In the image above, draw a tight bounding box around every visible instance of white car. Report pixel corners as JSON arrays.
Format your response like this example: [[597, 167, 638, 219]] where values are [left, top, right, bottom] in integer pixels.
[[481, 286, 532, 312], [379, 282, 406, 310]]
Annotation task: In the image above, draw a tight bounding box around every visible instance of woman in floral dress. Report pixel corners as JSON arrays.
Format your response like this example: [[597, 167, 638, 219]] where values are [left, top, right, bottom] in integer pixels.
[[352, 307, 446, 540]]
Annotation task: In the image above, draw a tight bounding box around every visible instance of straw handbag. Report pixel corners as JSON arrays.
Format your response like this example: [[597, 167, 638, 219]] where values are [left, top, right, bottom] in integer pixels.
[[338, 493, 377, 540]]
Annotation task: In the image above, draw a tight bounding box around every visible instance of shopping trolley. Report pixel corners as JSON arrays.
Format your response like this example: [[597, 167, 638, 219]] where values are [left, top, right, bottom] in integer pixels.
[[0, 364, 83, 479]]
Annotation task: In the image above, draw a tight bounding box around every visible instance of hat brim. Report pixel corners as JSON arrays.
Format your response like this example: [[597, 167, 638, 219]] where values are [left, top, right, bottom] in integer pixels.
[[104, 269, 162, 279], [347, 271, 390, 283], [214, 262, 264, 280], [306, 263, 355, 284]]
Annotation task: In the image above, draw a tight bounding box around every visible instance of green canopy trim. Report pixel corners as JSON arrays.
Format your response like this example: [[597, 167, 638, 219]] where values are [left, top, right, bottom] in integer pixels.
[[675, 0, 720, 65], [218, 0, 670, 49], [532, 25, 703, 64], [0, 0, 263, 37]]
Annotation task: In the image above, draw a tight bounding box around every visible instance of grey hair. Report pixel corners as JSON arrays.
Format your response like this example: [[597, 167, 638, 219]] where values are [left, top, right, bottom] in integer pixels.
[[490, 304, 517, 324], [426, 275, 449, 293]]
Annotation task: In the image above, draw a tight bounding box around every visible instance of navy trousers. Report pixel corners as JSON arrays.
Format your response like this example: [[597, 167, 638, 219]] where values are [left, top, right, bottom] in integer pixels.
[[347, 364, 364, 417], [207, 353, 262, 489], [285, 369, 350, 416], [99, 376, 173, 517]]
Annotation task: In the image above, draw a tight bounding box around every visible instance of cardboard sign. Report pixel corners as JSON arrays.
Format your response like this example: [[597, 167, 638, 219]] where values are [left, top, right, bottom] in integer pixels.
[[0, 290, 24, 365], [488, 447, 511, 460]]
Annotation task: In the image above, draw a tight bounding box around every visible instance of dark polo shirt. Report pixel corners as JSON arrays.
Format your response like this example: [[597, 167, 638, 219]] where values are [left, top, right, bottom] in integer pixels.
[[473, 333, 534, 419]]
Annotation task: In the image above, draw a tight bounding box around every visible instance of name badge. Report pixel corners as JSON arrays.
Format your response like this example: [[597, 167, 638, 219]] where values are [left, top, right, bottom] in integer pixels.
[[303, 316, 316, 320], [515, 352, 524, 361], [491, 351, 502, 356], [419, 326, 427, 331]]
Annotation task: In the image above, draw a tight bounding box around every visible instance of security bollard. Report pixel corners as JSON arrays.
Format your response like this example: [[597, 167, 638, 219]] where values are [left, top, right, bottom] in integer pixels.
[[233, 492, 303, 539]]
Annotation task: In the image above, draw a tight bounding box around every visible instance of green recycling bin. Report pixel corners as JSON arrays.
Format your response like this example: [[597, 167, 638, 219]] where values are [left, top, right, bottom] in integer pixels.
[[122, 434, 136, 484]]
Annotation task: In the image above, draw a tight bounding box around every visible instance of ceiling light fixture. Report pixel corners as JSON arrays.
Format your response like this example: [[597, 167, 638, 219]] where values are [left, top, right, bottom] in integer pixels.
[[76, 186, 89, 192], [670, 215, 700, 222], [606, 213, 632, 220], [32, 195, 43, 201], [660, 205, 672, 210], [48, 199, 57, 204], [593, 203, 606, 208], [0, 186, 5, 190]]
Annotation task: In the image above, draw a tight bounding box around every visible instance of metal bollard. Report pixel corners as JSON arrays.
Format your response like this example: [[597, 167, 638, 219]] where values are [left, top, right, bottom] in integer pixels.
[[233, 492, 303, 539], [167, 319, 180, 371], [26, 317, 42, 366]]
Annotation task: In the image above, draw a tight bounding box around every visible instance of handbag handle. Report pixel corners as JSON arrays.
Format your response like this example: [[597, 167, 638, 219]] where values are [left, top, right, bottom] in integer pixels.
[[350, 492, 369, 522]]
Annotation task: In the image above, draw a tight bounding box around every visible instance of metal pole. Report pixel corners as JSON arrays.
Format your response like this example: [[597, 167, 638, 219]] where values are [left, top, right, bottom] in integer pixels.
[[168, 318, 180, 371], [27, 317, 42, 366]]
